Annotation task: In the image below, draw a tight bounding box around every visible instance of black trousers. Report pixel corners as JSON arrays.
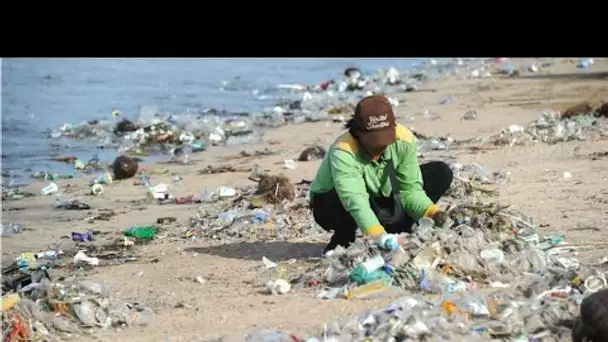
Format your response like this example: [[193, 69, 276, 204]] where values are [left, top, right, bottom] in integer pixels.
[[311, 161, 453, 249]]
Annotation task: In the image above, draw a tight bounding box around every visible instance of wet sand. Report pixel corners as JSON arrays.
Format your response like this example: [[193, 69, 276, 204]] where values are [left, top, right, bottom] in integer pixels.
[[2, 58, 608, 341]]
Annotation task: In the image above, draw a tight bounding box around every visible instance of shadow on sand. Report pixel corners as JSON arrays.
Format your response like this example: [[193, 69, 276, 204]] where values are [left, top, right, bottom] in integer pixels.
[[185, 241, 325, 262]]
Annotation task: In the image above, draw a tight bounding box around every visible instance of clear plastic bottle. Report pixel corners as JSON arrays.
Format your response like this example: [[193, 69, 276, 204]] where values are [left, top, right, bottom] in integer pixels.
[[200, 188, 217, 202], [217, 211, 236, 224], [419, 268, 449, 293], [350, 255, 389, 284], [416, 217, 435, 241], [378, 234, 400, 251]]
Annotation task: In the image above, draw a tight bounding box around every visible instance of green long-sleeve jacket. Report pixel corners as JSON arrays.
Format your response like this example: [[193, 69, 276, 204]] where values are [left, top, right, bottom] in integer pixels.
[[310, 124, 439, 237]]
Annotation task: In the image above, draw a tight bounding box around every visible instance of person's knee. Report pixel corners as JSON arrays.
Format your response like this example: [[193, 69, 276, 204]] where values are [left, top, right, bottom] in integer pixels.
[[312, 211, 334, 233], [429, 161, 454, 189], [311, 197, 332, 232], [311, 190, 356, 233]]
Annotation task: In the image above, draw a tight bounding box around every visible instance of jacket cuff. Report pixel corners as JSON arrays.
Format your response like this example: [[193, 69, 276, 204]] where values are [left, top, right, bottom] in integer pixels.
[[423, 204, 441, 218], [363, 224, 386, 237]]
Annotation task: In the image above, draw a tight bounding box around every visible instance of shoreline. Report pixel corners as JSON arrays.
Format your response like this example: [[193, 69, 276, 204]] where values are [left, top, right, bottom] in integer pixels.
[[2, 58, 483, 187], [2, 57, 608, 341]]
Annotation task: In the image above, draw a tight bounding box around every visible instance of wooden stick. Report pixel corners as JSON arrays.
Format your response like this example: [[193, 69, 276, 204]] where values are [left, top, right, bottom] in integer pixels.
[[497, 212, 536, 229], [454, 176, 500, 196]]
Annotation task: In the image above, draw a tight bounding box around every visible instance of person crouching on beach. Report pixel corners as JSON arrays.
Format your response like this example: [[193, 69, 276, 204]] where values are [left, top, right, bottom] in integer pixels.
[[309, 95, 454, 256]]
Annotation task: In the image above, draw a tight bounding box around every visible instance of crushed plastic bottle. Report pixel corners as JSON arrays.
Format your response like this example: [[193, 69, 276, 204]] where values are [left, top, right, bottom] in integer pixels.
[[91, 172, 113, 185], [36, 250, 63, 260], [1, 223, 23, 236]]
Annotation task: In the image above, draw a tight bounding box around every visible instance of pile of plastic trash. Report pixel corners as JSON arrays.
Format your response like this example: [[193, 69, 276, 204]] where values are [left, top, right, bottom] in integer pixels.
[[247, 202, 607, 340], [182, 162, 501, 245], [185, 177, 316, 243], [50, 113, 248, 157], [47, 59, 496, 170], [2, 278, 153, 340], [2, 187, 35, 202], [2, 276, 152, 340], [462, 103, 608, 148], [241, 161, 607, 341], [1, 227, 157, 340]]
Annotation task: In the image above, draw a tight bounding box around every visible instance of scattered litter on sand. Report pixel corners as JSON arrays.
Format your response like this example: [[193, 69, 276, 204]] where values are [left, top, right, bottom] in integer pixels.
[[3, 58, 607, 341]]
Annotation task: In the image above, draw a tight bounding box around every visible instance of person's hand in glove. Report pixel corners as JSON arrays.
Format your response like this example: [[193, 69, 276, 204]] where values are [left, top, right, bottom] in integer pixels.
[[430, 210, 449, 228], [375, 233, 400, 252], [364, 226, 400, 252]]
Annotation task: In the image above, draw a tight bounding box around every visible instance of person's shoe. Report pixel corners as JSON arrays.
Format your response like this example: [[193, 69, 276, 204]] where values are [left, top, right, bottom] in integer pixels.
[[323, 234, 340, 257], [323, 233, 354, 257]]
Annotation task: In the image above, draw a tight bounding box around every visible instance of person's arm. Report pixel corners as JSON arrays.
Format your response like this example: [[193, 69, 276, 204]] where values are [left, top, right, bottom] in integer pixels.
[[329, 149, 386, 237], [395, 140, 440, 220]]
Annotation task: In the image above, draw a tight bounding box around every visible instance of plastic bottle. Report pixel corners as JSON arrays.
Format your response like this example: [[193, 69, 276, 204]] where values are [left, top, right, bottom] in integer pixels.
[[418, 217, 435, 229], [1, 223, 22, 236], [218, 212, 236, 223], [191, 140, 207, 152], [172, 174, 183, 185], [440, 290, 491, 323], [350, 255, 390, 285], [92, 172, 113, 185], [378, 234, 400, 251], [419, 269, 447, 293], [124, 225, 157, 240], [36, 250, 62, 260], [577, 58, 594, 69], [140, 175, 151, 187], [45, 172, 58, 181], [416, 217, 435, 241]]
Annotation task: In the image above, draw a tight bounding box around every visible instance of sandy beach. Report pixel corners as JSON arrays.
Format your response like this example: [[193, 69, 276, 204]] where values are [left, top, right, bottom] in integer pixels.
[[2, 57, 608, 341]]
